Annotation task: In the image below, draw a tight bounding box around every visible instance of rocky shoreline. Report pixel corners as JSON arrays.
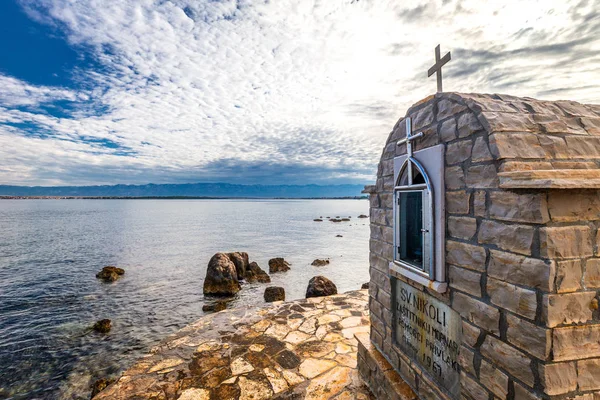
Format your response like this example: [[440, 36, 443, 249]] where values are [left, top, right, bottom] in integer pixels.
[[93, 289, 372, 399]]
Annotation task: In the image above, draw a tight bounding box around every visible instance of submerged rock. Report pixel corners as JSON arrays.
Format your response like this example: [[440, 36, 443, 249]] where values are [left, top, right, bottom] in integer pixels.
[[311, 259, 330, 267], [268, 258, 291, 273], [336, 235, 343, 238], [313, 219, 323, 222], [341, 218, 350, 222], [202, 301, 227, 313], [91, 378, 115, 398], [264, 286, 285, 302], [358, 214, 368, 218], [203, 253, 241, 296], [330, 219, 342, 223], [96, 266, 125, 282], [93, 319, 111, 334], [227, 252, 249, 280], [245, 261, 271, 283], [306, 276, 338, 298]]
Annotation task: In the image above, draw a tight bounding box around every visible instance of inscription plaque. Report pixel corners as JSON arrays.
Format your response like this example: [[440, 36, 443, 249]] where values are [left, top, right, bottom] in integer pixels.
[[394, 279, 462, 397]]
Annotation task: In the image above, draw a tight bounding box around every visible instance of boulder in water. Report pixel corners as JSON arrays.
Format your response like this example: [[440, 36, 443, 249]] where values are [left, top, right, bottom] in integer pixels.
[[311, 259, 330, 267], [203, 253, 241, 296], [93, 319, 111, 333], [227, 252, 249, 280], [245, 261, 271, 283], [358, 214, 368, 218], [268, 258, 291, 273], [313, 218, 323, 222], [306, 276, 338, 298], [202, 301, 227, 313], [96, 266, 125, 282], [91, 378, 115, 398], [264, 286, 285, 302], [361, 282, 369, 289]]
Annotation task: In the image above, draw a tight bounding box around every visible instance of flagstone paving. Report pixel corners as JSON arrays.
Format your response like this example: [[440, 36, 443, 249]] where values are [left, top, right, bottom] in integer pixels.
[[94, 290, 373, 400]]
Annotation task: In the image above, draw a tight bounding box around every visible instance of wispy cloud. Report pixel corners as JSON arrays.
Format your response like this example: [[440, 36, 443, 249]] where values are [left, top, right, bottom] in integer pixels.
[[0, 0, 599, 185]]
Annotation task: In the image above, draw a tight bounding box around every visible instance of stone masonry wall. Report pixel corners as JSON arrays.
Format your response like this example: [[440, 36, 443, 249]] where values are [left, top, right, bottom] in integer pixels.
[[367, 93, 600, 399]]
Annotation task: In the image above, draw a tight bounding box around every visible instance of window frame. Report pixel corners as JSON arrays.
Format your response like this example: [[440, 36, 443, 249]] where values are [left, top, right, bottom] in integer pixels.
[[393, 158, 435, 280]]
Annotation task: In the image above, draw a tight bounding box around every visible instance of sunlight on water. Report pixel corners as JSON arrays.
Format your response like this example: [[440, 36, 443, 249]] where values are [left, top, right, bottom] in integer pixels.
[[0, 199, 369, 399]]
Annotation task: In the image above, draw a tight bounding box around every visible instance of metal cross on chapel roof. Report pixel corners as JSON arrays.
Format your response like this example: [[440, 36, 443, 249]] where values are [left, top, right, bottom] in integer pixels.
[[428, 44, 451, 93]]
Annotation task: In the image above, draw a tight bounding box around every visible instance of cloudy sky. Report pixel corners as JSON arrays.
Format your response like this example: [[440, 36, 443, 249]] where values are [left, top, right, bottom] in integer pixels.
[[0, 0, 598, 186]]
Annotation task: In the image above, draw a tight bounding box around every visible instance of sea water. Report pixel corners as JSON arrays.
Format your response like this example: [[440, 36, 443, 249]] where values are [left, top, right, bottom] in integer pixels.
[[0, 199, 369, 399]]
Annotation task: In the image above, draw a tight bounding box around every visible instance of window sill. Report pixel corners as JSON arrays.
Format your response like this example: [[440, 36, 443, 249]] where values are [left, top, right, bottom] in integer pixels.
[[389, 262, 447, 293]]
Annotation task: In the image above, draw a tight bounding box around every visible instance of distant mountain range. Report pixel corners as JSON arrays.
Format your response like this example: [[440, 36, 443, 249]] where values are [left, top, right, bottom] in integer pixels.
[[0, 182, 368, 198]]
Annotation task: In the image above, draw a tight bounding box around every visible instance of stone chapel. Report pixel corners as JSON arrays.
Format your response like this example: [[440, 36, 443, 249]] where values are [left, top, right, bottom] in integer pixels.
[[357, 92, 600, 400]]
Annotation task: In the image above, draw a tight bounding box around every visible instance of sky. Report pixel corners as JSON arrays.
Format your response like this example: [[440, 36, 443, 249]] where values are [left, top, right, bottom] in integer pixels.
[[0, 0, 598, 186]]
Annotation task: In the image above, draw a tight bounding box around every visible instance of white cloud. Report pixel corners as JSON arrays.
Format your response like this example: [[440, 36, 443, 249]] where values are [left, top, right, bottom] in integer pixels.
[[1, 0, 599, 185]]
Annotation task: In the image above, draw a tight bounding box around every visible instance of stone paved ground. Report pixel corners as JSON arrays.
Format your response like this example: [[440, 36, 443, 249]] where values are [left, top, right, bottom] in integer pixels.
[[94, 290, 373, 400]]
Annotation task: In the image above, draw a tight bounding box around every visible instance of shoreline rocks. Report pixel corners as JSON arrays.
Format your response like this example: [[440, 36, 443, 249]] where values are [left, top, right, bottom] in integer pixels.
[[93, 319, 111, 334], [96, 266, 125, 283], [311, 259, 330, 267], [264, 286, 285, 302], [202, 301, 227, 313], [91, 378, 115, 398], [306, 276, 338, 298], [268, 258, 291, 273], [203, 253, 241, 296], [245, 261, 271, 283]]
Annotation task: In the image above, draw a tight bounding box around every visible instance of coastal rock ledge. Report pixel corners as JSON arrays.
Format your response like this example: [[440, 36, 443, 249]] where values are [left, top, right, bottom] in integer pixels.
[[92, 290, 372, 400]]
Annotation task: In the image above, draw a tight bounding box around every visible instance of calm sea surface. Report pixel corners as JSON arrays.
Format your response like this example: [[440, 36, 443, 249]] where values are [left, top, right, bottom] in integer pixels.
[[0, 199, 369, 399]]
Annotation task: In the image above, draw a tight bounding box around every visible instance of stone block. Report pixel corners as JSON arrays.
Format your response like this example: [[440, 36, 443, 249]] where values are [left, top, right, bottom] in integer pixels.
[[371, 208, 388, 227], [466, 164, 498, 188], [478, 220, 534, 256], [458, 345, 475, 376], [555, 260, 583, 293], [473, 190, 486, 217], [449, 265, 482, 297], [439, 118, 457, 142], [488, 278, 537, 320], [381, 159, 394, 177], [480, 111, 538, 132], [460, 372, 488, 399], [453, 292, 499, 334], [446, 191, 470, 214], [448, 216, 477, 241], [457, 113, 483, 138], [539, 226, 594, 259], [538, 362, 577, 395], [446, 241, 486, 271], [585, 259, 600, 289], [471, 136, 493, 162], [446, 140, 472, 165], [581, 116, 600, 135], [445, 166, 465, 190], [489, 133, 546, 159], [479, 359, 509, 398], [499, 160, 553, 172], [539, 135, 569, 159], [412, 103, 434, 130], [488, 250, 554, 292], [488, 191, 549, 223], [553, 325, 600, 361], [565, 136, 600, 158], [577, 358, 600, 391], [543, 292, 596, 328], [506, 314, 551, 360], [514, 382, 542, 400], [437, 99, 467, 121], [461, 321, 480, 348], [548, 191, 600, 222], [480, 335, 534, 386]]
